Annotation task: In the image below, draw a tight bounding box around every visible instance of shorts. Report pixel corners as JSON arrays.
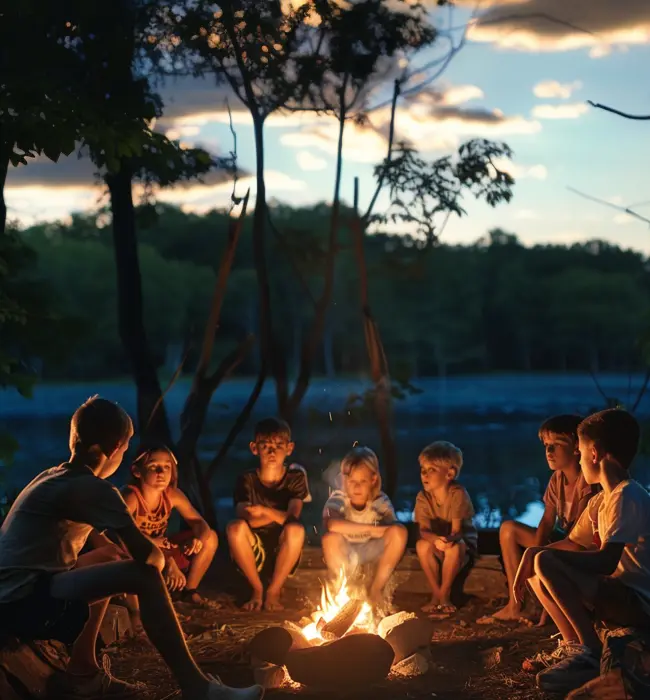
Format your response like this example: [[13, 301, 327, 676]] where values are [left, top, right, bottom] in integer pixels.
[[163, 530, 195, 572], [0, 574, 89, 644], [248, 526, 301, 576], [592, 577, 650, 629]]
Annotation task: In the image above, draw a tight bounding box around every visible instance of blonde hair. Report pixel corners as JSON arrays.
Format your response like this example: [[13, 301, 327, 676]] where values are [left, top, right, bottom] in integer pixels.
[[419, 441, 463, 477], [340, 446, 382, 500]]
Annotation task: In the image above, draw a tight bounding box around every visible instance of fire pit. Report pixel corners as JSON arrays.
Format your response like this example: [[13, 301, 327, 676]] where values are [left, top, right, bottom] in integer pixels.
[[248, 573, 433, 689]]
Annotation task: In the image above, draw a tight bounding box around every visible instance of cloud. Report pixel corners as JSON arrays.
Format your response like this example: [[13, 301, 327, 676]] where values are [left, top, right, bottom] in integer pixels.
[[296, 151, 328, 171], [531, 103, 589, 119], [514, 208, 539, 219], [440, 84, 485, 106], [613, 213, 636, 225], [468, 0, 650, 54], [533, 79, 582, 99]]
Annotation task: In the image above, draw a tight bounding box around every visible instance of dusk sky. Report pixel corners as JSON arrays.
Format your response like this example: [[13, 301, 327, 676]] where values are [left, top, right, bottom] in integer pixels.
[[7, 0, 650, 253]]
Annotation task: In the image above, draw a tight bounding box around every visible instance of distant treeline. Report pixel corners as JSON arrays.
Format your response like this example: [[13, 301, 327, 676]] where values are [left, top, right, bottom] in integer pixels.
[[11, 203, 650, 380]]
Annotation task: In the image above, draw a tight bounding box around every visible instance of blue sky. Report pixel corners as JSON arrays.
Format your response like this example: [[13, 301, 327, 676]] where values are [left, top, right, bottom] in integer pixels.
[[6, 0, 650, 253]]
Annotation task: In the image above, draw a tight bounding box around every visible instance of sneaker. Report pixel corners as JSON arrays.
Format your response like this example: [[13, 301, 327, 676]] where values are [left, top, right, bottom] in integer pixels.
[[536, 644, 600, 693], [522, 639, 572, 673], [56, 655, 147, 698], [203, 675, 265, 700]]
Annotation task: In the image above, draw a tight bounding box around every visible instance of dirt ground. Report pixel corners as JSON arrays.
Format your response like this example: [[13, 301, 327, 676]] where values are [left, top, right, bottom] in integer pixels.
[[107, 587, 559, 700]]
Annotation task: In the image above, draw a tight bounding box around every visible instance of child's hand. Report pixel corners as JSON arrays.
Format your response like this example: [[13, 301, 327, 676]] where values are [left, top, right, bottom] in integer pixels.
[[183, 538, 203, 556], [513, 547, 541, 604], [164, 559, 187, 592], [246, 505, 267, 519], [371, 525, 386, 538], [434, 537, 447, 551]]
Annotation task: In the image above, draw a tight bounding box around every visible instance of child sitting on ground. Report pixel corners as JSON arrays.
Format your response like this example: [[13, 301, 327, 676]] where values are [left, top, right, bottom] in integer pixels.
[[322, 446, 407, 605], [514, 408, 650, 695], [414, 441, 477, 616], [227, 417, 308, 612], [482, 414, 596, 623], [122, 443, 219, 608], [0, 395, 261, 700]]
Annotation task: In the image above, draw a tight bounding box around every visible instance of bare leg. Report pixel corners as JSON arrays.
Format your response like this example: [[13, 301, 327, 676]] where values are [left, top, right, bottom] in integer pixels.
[[185, 529, 219, 602], [322, 531, 352, 582], [493, 520, 537, 620], [50, 560, 209, 696], [439, 540, 467, 607], [528, 575, 579, 644], [369, 525, 407, 603], [533, 550, 600, 652], [266, 523, 304, 611], [415, 539, 441, 611], [226, 520, 263, 611]]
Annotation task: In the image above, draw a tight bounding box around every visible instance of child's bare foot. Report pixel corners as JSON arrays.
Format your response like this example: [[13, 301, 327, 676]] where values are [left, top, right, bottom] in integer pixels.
[[491, 603, 523, 621], [264, 588, 284, 612], [421, 598, 439, 613], [242, 588, 263, 612]]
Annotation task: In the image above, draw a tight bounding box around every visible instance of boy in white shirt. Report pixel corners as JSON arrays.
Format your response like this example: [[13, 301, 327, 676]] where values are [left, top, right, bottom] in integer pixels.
[[513, 408, 649, 695]]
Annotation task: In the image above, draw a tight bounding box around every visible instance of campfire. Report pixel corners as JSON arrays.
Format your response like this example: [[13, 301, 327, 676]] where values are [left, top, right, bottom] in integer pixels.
[[248, 572, 434, 689], [299, 571, 376, 643]]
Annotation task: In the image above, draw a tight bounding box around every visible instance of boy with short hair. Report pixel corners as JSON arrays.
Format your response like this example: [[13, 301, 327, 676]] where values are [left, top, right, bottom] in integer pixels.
[[514, 409, 650, 694], [227, 417, 308, 612], [0, 396, 262, 700], [322, 446, 407, 605], [485, 414, 596, 622], [414, 441, 477, 615]]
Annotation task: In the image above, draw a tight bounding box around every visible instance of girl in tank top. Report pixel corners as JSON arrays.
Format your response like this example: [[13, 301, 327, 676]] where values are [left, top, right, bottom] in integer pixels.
[[122, 443, 219, 607]]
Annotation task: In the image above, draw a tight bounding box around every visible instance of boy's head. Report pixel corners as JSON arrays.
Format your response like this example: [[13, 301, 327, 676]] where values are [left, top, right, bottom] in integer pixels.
[[577, 409, 640, 484], [250, 417, 294, 470], [418, 441, 463, 492], [69, 395, 133, 477], [538, 414, 583, 472], [131, 442, 178, 491], [341, 446, 381, 507]]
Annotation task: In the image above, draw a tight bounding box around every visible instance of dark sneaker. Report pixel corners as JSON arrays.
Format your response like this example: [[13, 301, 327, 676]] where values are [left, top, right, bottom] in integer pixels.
[[536, 644, 600, 693], [522, 639, 572, 673]]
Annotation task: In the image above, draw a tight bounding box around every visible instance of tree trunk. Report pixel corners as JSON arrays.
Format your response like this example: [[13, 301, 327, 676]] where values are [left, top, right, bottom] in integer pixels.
[[323, 309, 335, 379], [0, 155, 8, 236], [351, 178, 399, 499], [106, 169, 172, 444]]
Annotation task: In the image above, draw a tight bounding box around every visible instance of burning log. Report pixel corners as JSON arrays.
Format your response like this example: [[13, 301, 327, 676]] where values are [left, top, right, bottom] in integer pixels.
[[391, 651, 430, 678], [282, 621, 316, 651], [251, 658, 287, 689], [285, 633, 395, 689], [320, 599, 365, 640]]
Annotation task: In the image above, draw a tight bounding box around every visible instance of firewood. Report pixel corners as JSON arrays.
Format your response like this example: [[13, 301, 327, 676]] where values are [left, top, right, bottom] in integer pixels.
[[321, 599, 364, 640], [384, 618, 434, 664], [247, 627, 293, 666], [285, 633, 395, 688]]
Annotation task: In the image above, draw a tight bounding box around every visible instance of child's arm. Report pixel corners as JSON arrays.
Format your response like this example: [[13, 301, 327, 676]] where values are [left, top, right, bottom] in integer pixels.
[[259, 498, 303, 526], [170, 488, 212, 551], [325, 517, 383, 539], [534, 504, 557, 546]]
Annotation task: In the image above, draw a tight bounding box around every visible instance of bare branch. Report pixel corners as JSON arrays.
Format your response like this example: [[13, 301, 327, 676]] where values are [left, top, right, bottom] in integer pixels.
[[226, 98, 240, 211], [146, 339, 192, 433], [632, 367, 650, 413], [363, 79, 401, 223], [206, 333, 255, 390], [567, 186, 650, 227], [589, 368, 610, 407], [587, 100, 650, 121], [266, 210, 318, 308]]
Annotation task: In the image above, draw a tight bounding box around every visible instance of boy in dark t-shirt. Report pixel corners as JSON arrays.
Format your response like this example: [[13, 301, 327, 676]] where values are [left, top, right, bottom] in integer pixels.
[[0, 396, 261, 700], [228, 417, 309, 612]]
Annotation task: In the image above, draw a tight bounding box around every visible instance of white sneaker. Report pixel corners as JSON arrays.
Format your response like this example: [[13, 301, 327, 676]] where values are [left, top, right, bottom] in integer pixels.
[[536, 644, 600, 693], [203, 675, 264, 700], [522, 639, 572, 673]]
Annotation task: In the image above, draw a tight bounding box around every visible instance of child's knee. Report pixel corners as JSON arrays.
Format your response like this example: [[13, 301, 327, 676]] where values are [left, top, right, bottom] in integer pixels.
[[533, 549, 556, 576], [283, 521, 305, 545], [500, 519, 518, 541], [226, 519, 249, 543], [204, 528, 219, 552], [385, 523, 408, 546], [415, 538, 433, 558]]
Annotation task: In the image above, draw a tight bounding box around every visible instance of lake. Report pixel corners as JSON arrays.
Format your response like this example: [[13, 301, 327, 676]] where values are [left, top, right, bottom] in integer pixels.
[[2, 373, 649, 534]]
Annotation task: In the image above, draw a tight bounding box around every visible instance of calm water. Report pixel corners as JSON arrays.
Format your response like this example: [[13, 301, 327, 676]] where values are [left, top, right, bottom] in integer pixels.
[[2, 374, 649, 533]]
